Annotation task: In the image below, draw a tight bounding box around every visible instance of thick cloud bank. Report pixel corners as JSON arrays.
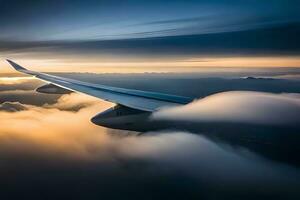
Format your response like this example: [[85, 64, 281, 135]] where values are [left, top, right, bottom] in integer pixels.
[[1, 77, 300, 199], [153, 91, 300, 125]]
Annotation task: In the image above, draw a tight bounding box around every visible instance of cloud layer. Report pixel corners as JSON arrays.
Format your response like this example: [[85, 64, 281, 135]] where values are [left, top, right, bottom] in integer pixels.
[[1, 92, 300, 200], [1, 77, 300, 199], [153, 91, 300, 125]]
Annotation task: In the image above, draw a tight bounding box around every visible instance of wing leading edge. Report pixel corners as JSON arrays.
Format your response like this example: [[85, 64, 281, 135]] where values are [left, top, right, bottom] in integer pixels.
[[6, 60, 193, 112]]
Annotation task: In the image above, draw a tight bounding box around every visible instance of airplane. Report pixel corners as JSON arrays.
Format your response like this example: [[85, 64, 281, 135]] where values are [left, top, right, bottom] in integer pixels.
[[6, 59, 194, 132]]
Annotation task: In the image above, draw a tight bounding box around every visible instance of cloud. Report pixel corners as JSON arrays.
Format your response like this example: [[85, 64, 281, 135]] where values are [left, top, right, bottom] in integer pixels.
[[0, 77, 100, 110], [1, 76, 300, 199], [153, 91, 300, 125], [1, 22, 300, 61], [0, 102, 28, 112], [0, 97, 300, 199], [0, 93, 297, 167], [43, 92, 102, 111], [0, 102, 111, 160], [0, 89, 60, 106], [239, 76, 276, 80], [0, 77, 41, 91], [0, 77, 36, 85]]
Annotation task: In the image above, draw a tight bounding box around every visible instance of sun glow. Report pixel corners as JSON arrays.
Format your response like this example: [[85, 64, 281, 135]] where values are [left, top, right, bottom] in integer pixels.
[[1, 56, 300, 74]]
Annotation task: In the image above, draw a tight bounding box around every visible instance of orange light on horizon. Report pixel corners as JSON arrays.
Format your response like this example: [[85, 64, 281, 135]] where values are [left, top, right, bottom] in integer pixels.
[[0, 56, 300, 74]]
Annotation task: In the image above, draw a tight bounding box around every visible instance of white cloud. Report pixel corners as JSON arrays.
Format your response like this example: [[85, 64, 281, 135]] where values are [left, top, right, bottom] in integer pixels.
[[153, 91, 300, 125]]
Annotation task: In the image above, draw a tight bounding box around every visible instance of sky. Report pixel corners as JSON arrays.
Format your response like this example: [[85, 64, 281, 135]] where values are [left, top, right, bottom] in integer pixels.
[[0, 0, 299, 41], [1, 2, 300, 199], [0, 0, 300, 73]]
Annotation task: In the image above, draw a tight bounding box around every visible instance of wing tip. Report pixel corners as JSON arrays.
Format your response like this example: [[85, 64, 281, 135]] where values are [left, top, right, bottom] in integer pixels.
[[6, 59, 27, 71]]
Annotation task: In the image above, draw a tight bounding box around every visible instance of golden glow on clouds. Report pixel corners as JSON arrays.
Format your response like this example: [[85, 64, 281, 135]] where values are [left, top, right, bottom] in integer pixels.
[[0, 56, 300, 74], [0, 76, 35, 84], [0, 90, 193, 161], [0, 92, 114, 160]]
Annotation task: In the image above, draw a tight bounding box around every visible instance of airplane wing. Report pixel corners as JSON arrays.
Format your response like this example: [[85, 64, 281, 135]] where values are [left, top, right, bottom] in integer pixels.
[[6, 60, 193, 112]]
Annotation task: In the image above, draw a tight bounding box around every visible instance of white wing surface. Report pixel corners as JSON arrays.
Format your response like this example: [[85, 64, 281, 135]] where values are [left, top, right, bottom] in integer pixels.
[[6, 60, 193, 112]]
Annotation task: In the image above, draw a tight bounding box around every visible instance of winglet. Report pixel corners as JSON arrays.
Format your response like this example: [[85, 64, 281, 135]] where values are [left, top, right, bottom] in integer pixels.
[[6, 59, 27, 71], [6, 59, 38, 76]]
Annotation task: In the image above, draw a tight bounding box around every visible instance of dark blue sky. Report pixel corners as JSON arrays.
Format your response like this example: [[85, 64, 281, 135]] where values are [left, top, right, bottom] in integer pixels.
[[0, 0, 300, 70], [1, 0, 299, 41]]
